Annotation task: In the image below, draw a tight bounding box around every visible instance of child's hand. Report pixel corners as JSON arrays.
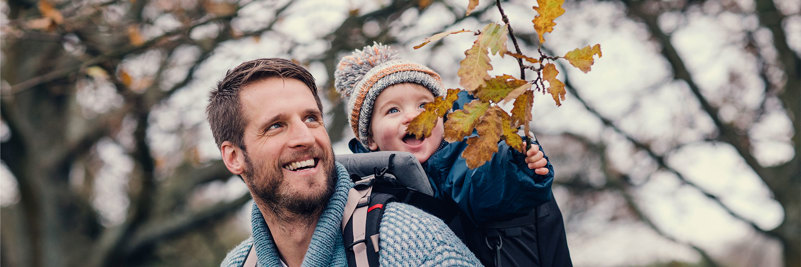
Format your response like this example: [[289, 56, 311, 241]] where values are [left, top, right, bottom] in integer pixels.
[[525, 144, 549, 175]]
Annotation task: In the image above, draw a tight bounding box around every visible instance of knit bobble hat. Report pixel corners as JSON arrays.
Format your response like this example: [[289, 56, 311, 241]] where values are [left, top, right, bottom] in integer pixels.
[[334, 43, 445, 147]]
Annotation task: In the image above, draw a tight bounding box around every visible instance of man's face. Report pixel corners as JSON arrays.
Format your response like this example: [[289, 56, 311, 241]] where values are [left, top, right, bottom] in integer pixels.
[[368, 83, 444, 163], [239, 78, 335, 216]]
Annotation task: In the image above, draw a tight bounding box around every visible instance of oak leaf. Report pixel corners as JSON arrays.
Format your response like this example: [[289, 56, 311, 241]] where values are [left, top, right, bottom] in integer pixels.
[[543, 63, 566, 106], [501, 82, 532, 105], [482, 23, 508, 56], [466, 0, 480, 16], [474, 74, 527, 103], [458, 35, 492, 92], [532, 0, 565, 44], [457, 23, 506, 92], [408, 89, 460, 138], [510, 90, 534, 128], [462, 106, 504, 169], [500, 111, 525, 153], [414, 29, 471, 49], [444, 100, 489, 142], [505, 52, 539, 64], [564, 44, 602, 73]]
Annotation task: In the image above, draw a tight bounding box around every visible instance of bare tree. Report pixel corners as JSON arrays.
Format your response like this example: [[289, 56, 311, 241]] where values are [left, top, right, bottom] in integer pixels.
[[2, 0, 797, 266]]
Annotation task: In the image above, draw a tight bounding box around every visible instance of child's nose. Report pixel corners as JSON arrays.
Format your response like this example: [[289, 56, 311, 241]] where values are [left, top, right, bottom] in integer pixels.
[[402, 109, 420, 124]]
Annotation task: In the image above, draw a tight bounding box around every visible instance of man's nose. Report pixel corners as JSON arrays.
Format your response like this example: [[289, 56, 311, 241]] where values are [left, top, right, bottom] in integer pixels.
[[287, 121, 315, 148]]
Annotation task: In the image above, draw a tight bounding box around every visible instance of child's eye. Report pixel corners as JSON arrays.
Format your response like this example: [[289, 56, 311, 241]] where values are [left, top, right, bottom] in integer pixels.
[[387, 107, 399, 114], [419, 103, 427, 109]]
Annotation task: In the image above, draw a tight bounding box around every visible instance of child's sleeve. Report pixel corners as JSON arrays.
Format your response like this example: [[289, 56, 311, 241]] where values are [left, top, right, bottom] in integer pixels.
[[431, 139, 554, 225]]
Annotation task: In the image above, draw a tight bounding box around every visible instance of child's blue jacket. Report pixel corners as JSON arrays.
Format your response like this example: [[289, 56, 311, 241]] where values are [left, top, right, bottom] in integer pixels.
[[347, 92, 554, 225]]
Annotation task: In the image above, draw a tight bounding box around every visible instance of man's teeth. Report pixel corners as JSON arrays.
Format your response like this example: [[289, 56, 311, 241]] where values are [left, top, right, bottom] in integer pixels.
[[285, 159, 315, 171]]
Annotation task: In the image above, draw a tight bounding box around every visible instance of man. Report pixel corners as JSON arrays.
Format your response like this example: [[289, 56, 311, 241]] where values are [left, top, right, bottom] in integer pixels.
[[208, 58, 481, 266]]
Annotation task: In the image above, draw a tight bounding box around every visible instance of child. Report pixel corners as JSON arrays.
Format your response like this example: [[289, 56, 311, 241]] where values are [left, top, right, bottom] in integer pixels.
[[335, 43, 553, 223], [335, 43, 570, 266]]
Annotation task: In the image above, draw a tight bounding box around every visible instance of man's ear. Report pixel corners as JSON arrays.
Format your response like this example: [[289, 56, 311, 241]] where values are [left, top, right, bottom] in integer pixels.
[[367, 137, 379, 151], [221, 141, 245, 175]]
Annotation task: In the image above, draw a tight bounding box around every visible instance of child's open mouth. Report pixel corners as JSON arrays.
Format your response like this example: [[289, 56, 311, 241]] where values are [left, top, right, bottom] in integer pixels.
[[402, 133, 424, 146]]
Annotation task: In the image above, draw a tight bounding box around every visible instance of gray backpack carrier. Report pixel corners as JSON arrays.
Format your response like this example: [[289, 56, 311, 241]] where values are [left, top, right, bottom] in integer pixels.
[[242, 151, 571, 266]]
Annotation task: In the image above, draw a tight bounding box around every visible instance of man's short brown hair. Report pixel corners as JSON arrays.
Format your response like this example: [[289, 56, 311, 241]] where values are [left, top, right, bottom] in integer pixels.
[[207, 58, 322, 150]]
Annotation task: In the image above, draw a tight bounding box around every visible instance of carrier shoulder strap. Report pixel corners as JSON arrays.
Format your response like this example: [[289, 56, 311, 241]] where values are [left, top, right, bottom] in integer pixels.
[[342, 176, 395, 267]]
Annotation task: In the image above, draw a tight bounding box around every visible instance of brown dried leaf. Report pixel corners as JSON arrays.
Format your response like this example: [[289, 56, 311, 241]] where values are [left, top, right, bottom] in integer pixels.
[[462, 106, 504, 169], [414, 29, 471, 49], [466, 0, 480, 16], [500, 112, 524, 153], [510, 90, 533, 128], [505, 51, 539, 64]]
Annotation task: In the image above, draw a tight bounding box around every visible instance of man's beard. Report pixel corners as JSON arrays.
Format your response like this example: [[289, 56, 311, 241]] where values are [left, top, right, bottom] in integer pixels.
[[242, 146, 336, 219]]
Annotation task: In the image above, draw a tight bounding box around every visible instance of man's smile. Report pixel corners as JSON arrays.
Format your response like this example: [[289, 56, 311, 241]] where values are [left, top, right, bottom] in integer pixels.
[[283, 158, 318, 171]]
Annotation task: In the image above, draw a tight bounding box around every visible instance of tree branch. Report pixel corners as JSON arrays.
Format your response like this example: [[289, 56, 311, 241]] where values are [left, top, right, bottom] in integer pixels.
[[122, 192, 251, 258], [557, 58, 779, 240], [7, 12, 241, 94], [624, 1, 769, 185]]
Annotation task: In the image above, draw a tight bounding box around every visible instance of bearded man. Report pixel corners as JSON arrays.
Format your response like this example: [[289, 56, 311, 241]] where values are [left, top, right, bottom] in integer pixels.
[[208, 58, 480, 267]]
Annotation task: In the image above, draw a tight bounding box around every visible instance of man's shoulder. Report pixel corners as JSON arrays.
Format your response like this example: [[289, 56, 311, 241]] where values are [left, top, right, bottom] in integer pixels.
[[220, 237, 253, 267], [379, 202, 482, 266]]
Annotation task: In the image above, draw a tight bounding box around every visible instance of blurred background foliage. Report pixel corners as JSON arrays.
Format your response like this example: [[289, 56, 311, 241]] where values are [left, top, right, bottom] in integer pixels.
[[1, 0, 798, 266]]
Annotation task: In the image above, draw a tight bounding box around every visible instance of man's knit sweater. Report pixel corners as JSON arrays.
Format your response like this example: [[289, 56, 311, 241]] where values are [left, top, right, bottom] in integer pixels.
[[221, 162, 481, 266]]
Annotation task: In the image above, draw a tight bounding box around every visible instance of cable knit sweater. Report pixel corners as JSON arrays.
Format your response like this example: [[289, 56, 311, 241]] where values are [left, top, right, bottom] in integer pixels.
[[221, 162, 481, 267]]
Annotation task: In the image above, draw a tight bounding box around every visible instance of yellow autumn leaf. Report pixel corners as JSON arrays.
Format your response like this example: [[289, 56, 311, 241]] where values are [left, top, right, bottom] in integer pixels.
[[466, 0, 480, 16], [462, 106, 504, 169], [474, 74, 527, 103], [414, 29, 471, 49], [86, 66, 109, 80], [127, 25, 145, 46], [564, 44, 602, 73], [500, 111, 524, 153], [118, 69, 134, 88], [542, 63, 566, 106], [510, 90, 533, 128], [38, 0, 63, 25], [444, 100, 489, 142], [408, 89, 460, 138], [532, 0, 565, 44]]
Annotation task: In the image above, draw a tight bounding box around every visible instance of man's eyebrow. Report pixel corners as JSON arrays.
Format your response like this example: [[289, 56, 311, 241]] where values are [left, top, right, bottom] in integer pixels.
[[257, 112, 286, 132]]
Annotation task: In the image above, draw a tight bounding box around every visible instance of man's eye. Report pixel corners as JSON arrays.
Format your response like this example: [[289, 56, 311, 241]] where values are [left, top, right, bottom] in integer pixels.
[[387, 107, 399, 114], [305, 115, 320, 123], [268, 123, 283, 131]]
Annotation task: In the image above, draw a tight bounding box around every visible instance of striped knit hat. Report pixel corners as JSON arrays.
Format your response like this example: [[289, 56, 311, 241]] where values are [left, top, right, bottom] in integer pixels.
[[335, 43, 444, 147]]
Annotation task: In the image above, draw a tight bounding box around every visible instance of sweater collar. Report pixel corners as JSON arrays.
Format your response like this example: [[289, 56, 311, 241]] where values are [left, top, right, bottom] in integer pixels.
[[250, 162, 353, 266]]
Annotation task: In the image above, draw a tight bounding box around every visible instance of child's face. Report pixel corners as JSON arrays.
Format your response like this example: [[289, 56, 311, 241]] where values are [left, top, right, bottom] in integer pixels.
[[368, 83, 444, 163]]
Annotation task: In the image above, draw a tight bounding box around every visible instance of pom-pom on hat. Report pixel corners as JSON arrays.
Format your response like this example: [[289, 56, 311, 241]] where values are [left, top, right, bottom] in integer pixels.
[[335, 43, 444, 147]]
